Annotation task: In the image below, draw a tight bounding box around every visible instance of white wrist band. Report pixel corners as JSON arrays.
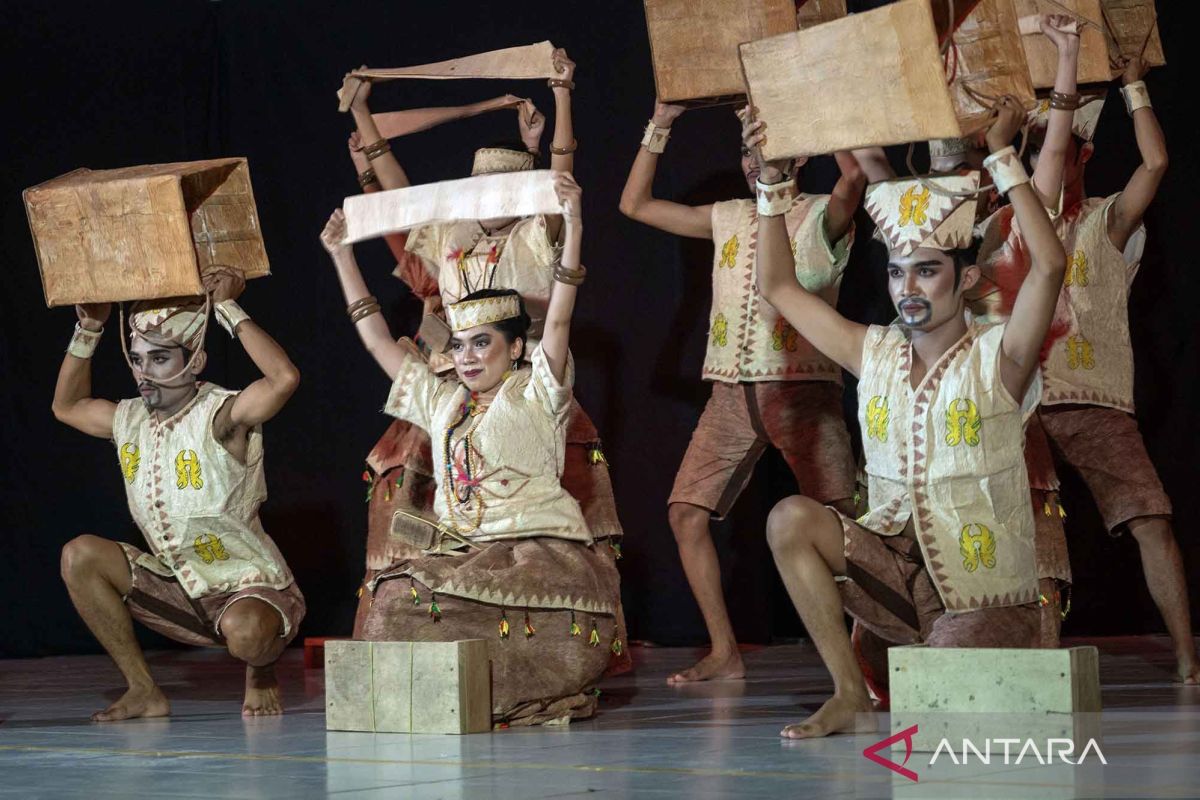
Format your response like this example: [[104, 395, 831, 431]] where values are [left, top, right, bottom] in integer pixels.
[[641, 121, 671, 154], [1121, 80, 1151, 115], [214, 299, 251, 338], [983, 146, 1030, 196], [755, 177, 797, 217], [68, 323, 103, 359]]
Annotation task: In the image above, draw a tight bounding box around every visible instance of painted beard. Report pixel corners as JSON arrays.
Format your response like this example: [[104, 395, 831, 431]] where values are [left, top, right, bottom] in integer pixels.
[[138, 382, 163, 410], [897, 297, 933, 328]]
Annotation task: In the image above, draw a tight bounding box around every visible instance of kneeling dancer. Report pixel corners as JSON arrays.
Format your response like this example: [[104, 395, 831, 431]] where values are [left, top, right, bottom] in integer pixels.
[[321, 173, 620, 727], [748, 98, 1066, 738], [53, 270, 305, 719]]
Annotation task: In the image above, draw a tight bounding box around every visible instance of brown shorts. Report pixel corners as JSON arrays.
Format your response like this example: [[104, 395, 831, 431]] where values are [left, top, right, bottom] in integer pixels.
[[1039, 404, 1173, 533], [669, 381, 855, 518], [835, 512, 1040, 648], [119, 543, 306, 648]]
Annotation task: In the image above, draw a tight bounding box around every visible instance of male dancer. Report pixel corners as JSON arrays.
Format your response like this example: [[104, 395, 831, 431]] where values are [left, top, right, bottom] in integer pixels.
[[620, 100, 862, 683], [751, 96, 1066, 737], [53, 270, 304, 718]]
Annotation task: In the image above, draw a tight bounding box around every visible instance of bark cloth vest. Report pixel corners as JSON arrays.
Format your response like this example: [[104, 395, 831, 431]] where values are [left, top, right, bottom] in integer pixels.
[[112, 382, 293, 598], [704, 195, 849, 384], [857, 323, 1038, 612]]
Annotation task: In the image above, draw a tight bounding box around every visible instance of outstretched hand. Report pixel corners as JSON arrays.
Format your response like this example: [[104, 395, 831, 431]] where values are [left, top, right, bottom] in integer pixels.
[[519, 99, 545, 152], [321, 210, 349, 256], [552, 48, 576, 83], [553, 172, 583, 223], [346, 66, 372, 112], [1039, 14, 1080, 51], [985, 95, 1026, 153], [203, 267, 246, 303]]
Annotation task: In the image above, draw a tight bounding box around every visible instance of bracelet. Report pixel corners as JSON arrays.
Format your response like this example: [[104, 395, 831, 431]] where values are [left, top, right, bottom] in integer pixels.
[[983, 146, 1030, 195], [350, 303, 382, 323], [357, 168, 379, 188], [363, 138, 391, 161], [641, 121, 671, 154], [547, 78, 575, 91], [213, 299, 250, 338], [347, 295, 378, 316], [67, 323, 103, 359], [1121, 80, 1151, 115], [755, 177, 797, 218], [1048, 91, 1081, 111], [553, 263, 587, 286], [550, 139, 577, 155]]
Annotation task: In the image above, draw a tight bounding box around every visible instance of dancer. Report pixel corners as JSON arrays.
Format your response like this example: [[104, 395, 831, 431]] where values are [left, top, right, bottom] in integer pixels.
[[321, 173, 621, 726], [53, 270, 304, 719], [619, 100, 861, 683], [750, 96, 1066, 738]]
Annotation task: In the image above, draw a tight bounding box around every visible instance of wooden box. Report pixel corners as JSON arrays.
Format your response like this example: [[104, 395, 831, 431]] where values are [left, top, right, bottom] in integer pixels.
[[1102, 0, 1164, 68], [325, 640, 491, 735], [889, 645, 1102, 752], [930, 0, 988, 40], [795, 0, 846, 30], [1016, 0, 1112, 86], [950, 0, 1038, 134], [644, 0, 796, 105], [24, 158, 269, 307], [740, 0, 961, 160]]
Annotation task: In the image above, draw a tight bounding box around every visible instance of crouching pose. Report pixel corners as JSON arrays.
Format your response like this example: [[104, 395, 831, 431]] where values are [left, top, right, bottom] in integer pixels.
[[53, 270, 304, 719], [320, 173, 621, 726], [747, 97, 1066, 738]]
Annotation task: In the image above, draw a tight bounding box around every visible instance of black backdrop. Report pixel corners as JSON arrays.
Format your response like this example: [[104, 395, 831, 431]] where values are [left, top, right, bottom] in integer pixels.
[[1, 1, 1196, 658]]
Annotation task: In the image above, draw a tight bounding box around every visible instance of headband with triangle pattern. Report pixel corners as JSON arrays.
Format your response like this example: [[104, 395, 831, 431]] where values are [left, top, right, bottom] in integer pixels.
[[864, 173, 981, 257]]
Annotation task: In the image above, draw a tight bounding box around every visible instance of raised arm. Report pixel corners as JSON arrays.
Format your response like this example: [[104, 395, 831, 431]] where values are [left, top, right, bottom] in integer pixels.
[[320, 210, 410, 380], [203, 269, 300, 430], [345, 74, 411, 190], [1108, 56, 1167, 251], [990, 97, 1068, 401], [851, 146, 896, 183], [827, 150, 866, 243], [1030, 15, 1081, 207], [548, 49, 576, 175], [51, 303, 117, 439], [745, 110, 868, 377], [618, 100, 714, 239], [540, 173, 583, 384]]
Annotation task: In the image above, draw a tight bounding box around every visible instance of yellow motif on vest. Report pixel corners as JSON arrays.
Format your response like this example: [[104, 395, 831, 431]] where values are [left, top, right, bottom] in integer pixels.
[[175, 450, 204, 490], [1066, 335, 1095, 370], [790, 237, 799, 259], [192, 533, 229, 564], [772, 317, 799, 352], [945, 398, 982, 447], [898, 186, 931, 227], [119, 443, 140, 485], [711, 313, 729, 347], [866, 396, 889, 442], [1065, 249, 1090, 287], [718, 236, 739, 269], [959, 523, 997, 573]]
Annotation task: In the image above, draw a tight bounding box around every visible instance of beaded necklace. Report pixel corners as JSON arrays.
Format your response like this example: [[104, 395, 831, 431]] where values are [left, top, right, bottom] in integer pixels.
[[441, 370, 510, 534]]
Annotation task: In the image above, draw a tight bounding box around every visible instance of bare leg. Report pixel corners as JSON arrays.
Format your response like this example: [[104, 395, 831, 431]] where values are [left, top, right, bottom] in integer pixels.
[[666, 502, 745, 684], [220, 598, 288, 716], [60, 535, 170, 721], [766, 496, 874, 739], [1126, 517, 1200, 683]]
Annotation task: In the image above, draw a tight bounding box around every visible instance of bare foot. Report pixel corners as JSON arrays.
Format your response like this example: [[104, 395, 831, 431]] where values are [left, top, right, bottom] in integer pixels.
[[780, 693, 875, 740], [667, 650, 745, 684], [92, 684, 170, 722], [243, 664, 283, 716], [1177, 656, 1200, 685]]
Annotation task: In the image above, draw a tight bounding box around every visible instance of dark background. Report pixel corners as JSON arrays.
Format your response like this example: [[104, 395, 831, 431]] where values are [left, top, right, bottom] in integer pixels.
[[1, 1, 1195, 659]]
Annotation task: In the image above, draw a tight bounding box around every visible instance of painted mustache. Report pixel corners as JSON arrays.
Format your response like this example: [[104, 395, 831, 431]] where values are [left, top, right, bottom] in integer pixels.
[[898, 297, 933, 324]]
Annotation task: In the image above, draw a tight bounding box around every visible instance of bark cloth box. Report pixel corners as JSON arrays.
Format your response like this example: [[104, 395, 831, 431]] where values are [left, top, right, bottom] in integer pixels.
[[1015, 0, 1164, 88], [24, 158, 269, 307]]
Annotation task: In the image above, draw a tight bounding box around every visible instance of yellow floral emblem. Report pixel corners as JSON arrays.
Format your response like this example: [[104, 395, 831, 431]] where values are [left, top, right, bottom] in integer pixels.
[[175, 450, 204, 490], [1066, 335, 1095, 370], [898, 186, 931, 227], [771, 317, 799, 352], [119, 443, 140, 485], [945, 398, 982, 447], [710, 313, 729, 347], [866, 396, 889, 442], [959, 523, 997, 573], [1065, 249, 1090, 287], [193, 533, 230, 565], [718, 235, 739, 269]]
